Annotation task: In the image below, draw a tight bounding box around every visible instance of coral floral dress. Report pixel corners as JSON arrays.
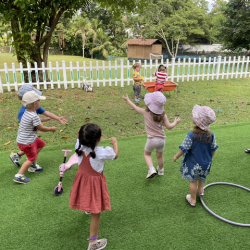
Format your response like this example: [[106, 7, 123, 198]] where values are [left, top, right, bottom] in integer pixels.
[[69, 143, 116, 214]]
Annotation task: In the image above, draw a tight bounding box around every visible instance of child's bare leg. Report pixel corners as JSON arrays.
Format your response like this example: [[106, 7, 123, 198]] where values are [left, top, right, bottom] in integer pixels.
[[198, 180, 204, 195], [18, 160, 33, 175], [89, 213, 101, 243], [17, 151, 25, 156], [156, 151, 164, 169], [189, 181, 198, 204], [134, 95, 137, 100], [144, 150, 153, 168]]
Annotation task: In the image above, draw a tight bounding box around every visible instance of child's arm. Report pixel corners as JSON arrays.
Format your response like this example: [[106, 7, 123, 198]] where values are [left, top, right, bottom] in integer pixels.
[[163, 114, 180, 130], [173, 150, 184, 162], [152, 68, 157, 76], [122, 94, 145, 114], [212, 151, 215, 157], [40, 117, 51, 122], [110, 137, 118, 159], [37, 124, 57, 132], [43, 111, 67, 124]]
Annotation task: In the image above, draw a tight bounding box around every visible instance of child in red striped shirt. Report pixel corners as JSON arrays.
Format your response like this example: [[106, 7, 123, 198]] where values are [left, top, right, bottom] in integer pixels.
[[153, 65, 168, 92]]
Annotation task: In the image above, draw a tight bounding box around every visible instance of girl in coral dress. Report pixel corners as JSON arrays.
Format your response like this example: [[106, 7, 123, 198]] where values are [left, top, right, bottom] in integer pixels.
[[69, 123, 118, 250]]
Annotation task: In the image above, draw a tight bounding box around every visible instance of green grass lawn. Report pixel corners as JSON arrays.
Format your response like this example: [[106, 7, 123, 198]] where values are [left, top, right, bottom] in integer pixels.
[[1, 123, 250, 250], [1, 76, 250, 152]]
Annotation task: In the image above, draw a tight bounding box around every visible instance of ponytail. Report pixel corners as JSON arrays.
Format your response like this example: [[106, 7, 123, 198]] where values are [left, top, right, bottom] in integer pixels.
[[75, 140, 83, 156]]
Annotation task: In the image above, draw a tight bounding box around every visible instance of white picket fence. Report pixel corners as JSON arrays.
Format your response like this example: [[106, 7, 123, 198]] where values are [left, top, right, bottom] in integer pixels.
[[0, 56, 250, 93]]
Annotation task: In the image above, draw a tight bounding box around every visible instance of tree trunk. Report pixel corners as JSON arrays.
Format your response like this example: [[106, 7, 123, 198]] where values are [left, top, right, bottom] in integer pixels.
[[82, 29, 85, 58]]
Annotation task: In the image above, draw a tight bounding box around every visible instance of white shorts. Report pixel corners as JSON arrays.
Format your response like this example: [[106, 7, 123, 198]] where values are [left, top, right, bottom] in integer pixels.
[[144, 137, 165, 153]]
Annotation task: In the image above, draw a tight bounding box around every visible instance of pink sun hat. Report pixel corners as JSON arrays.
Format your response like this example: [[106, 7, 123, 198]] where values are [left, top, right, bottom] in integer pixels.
[[192, 105, 216, 131], [144, 91, 166, 114]]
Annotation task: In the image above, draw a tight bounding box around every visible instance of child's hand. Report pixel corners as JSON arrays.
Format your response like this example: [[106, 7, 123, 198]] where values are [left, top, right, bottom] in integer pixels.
[[173, 155, 178, 162], [122, 95, 130, 102], [58, 116, 67, 124], [109, 137, 117, 145], [50, 127, 57, 132], [175, 117, 181, 124]]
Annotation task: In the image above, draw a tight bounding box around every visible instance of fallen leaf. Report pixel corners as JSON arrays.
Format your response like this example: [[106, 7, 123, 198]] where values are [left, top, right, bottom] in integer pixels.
[[8, 127, 11, 129], [141, 131, 145, 134], [4, 141, 11, 146], [61, 136, 70, 139], [85, 118, 90, 122], [60, 129, 64, 132], [135, 122, 141, 124], [64, 127, 67, 129], [73, 119, 77, 121], [112, 123, 117, 125], [58, 108, 62, 111], [13, 124, 18, 127], [87, 106, 92, 109]]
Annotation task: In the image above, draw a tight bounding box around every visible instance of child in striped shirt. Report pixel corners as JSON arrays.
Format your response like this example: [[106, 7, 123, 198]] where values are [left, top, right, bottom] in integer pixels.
[[14, 91, 57, 184], [153, 65, 168, 92]]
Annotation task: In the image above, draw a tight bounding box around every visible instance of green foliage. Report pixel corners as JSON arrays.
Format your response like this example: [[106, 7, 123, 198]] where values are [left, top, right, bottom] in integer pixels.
[[215, 0, 250, 51], [128, 0, 211, 57]]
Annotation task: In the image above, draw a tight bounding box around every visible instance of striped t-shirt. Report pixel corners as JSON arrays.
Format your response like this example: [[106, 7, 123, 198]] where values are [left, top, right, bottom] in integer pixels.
[[17, 110, 41, 145], [155, 72, 168, 85]]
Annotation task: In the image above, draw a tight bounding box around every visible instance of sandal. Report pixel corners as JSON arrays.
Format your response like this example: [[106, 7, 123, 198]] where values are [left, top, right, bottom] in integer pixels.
[[197, 187, 204, 196], [186, 194, 196, 207], [245, 149, 250, 153]]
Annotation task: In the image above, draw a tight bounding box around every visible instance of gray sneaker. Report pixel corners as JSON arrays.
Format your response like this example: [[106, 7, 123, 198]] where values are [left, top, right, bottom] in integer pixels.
[[87, 239, 107, 250], [14, 175, 31, 184], [28, 162, 43, 173], [10, 153, 21, 167]]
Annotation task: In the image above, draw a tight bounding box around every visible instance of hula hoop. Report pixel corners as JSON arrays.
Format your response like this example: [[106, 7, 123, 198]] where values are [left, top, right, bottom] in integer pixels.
[[200, 182, 250, 227]]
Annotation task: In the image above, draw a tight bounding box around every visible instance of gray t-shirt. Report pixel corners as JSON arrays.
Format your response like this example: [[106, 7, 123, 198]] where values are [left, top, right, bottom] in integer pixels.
[[17, 110, 41, 145]]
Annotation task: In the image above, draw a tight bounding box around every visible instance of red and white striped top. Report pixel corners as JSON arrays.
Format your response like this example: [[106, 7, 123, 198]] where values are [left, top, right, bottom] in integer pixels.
[[154, 72, 168, 85]]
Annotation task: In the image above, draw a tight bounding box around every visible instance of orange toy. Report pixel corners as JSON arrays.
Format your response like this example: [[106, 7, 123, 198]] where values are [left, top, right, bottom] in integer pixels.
[[142, 81, 179, 97]]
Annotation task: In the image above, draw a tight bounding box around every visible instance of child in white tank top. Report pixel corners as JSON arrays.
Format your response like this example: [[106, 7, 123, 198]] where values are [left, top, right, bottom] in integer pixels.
[[122, 92, 180, 179]]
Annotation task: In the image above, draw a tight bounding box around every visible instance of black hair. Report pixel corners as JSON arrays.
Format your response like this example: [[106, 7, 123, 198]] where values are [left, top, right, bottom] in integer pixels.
[[158, 64, 167, 71], [75, 123, 102, 159]]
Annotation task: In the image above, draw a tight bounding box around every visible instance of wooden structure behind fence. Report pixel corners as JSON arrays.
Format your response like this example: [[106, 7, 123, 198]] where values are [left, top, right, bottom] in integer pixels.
[[125, 39, 162, 60], [0, 56, 250, 93]]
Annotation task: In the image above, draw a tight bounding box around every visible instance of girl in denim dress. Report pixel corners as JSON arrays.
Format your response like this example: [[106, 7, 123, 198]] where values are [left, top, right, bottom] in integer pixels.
[[173, 105, 218, 207]]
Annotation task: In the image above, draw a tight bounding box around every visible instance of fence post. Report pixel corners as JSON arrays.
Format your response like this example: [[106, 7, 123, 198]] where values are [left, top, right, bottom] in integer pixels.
[[56, 61, 60, 89], [4, 63, 10, 92], [49, 62, 54, 89], [62, 61, 67, 89], [127, 60, 130, 85], [120, 60, 124, 87], [12, 63, 18, 91], [216, 56, 221, 80], [42, 62, 47, 89], [77, 61, 80, 88], [0, 72, 3, 93], [96, 61, 99, 87], [171, 57, 175, 82]]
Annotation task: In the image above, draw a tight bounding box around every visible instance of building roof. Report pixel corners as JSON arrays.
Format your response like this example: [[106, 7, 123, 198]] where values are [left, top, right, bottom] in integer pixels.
[[125, 39, 162, 46]]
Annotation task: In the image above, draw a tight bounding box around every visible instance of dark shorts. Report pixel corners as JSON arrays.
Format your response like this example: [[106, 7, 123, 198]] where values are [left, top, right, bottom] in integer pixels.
[[133, 85, 141, 96], [18, 138, 46, 161]]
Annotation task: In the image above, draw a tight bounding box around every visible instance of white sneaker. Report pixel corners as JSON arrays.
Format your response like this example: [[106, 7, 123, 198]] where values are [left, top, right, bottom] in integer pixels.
[[10, 153, 21, 167], [28, 162, 43, 173], [157, 166, 164, 176], [146, 167, 157, 179]]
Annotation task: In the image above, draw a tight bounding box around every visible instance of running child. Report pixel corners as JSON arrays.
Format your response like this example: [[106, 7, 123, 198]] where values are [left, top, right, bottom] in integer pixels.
[[10, 84, 67, 172], [173, 105, 218, 207], [122, 91, 180, 179], [132, 62, 143, 102], [153, 65, 168, 92], [69, 123, 119, 250], [14, 91, 57, 184]]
